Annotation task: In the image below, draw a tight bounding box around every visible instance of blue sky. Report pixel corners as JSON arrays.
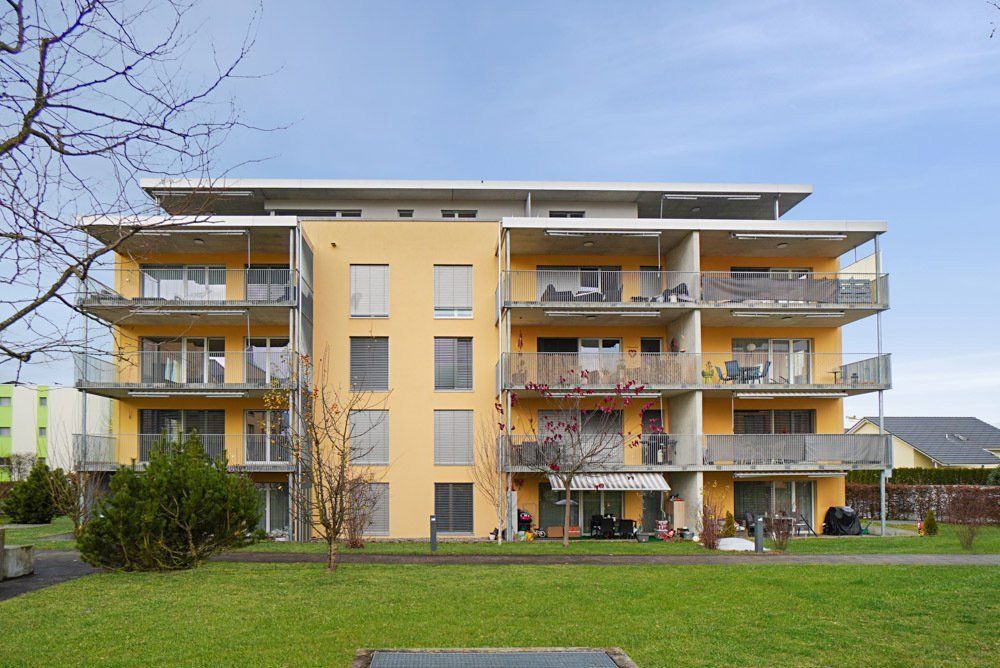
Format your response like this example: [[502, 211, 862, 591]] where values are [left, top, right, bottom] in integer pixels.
[[33, 2, 1000, 424]]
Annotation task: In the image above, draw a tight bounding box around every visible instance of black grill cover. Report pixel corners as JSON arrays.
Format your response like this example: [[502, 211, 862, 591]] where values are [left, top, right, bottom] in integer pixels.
[[823, 506, 862, 536]]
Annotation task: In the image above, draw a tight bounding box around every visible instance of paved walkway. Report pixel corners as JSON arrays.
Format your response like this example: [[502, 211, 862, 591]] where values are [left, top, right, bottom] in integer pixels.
[[0, 551, 98, 603], [216, 551, 1000, 566]]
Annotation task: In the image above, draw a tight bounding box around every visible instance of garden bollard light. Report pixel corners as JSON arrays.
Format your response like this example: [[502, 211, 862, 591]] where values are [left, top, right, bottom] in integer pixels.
[[430, 515, 437, 552], [754, 516, 764, 553]]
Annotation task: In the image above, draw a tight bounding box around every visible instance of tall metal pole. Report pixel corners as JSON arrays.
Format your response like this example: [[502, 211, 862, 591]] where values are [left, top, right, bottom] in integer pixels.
[[874, 233, 887, 536]]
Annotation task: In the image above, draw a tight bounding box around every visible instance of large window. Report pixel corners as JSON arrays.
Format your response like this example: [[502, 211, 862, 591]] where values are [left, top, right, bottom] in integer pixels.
[[733, 338, 812, 384], [538, 482, 624, 535], [350, 337, 389, 391], [140, 337, 225, 384], [256, 482, 290, 538], [434, 410, 473, 465], [245, 337, 290, 384], [434, 482, 473, 534], [348, 410, 389, 465], [140, 265, 226, 301], [245, 264, 292, 302], [434, 337, 473, 391], [734, 410, 815, 434], [244, 410, 290, 463], [433, 265, 473, 318], [734, 480, 814, 524], [138, 409, 225, 461], [349, 264, 389, 317]]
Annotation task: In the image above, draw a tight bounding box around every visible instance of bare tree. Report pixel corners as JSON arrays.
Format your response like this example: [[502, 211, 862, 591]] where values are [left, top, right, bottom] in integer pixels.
[[0, 0, 267, 376], [472, 407, 510, 544], [507, 372, 650, 547], [8, 453, 34, 481], [48, 468, 106, 538], [266, 351, 390, 571]]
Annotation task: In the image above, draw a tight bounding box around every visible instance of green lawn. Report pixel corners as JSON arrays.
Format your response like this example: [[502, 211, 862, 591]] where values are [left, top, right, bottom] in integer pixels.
[[776, 524, 1000, 554], [1, 515, 74, 544], [1, 563, 996, 666]]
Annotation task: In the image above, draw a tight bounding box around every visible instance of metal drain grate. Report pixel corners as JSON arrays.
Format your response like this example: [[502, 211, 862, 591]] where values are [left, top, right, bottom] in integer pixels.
[[369, 650, 620, 667]]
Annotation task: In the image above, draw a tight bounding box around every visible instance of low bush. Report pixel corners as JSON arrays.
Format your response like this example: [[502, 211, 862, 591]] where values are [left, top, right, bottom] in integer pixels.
[[700, 503, 720, 550], [79, 434, 260, 571], [721, 511, 737, 538], [988, 468, 1000, 486], [847, 483, 1000, 523], [2, 460, 56, 524], [923, 509, 939, 535], [847, 468, 993, 485]]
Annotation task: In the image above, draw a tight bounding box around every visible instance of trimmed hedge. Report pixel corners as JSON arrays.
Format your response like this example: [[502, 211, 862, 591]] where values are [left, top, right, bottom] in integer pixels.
[[846, 483, 1000, 523], [846, 468, 996, 485]]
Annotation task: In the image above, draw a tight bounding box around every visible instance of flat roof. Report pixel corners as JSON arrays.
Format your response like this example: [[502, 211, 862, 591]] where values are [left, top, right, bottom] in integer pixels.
[[140, 178, 813, 217]]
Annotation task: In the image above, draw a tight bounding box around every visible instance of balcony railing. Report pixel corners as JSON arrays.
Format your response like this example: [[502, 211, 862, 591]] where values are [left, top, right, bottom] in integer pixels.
[[501, 352, 890, 390], [79, 267, 296, 307], [74, 350, 294, 390], [702, 433, 891, 468], [501, 433, 890, 470], [73, 433, 292, 468], [501, 270, 887, 308]]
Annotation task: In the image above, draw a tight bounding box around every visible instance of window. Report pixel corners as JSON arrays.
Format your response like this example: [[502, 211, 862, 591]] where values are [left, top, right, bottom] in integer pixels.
[[434, 482, 473, 533], [434, 337, 473, 390], [734, 410, 815, 434], [245, 410, 290, 463], [548, 210, 585, 218], [140, 337, 225, 384], [38, 427, 46, 438], [0, 397, 10, 407], [735, 480, 814, 523], [397, 209, 414, 218], [732, 338, 811, 383], [256, 482, 290, 538], [246, 264, 292, 302], [433, 265, 473, 318], [38, 397, 47, 407], [350, 337, 389, 391], [246, 337, 290, 384], [0, 427, 10, 437], [441, 209, 477, 219], [364, 483, 390, 535], [349, 410, 389, 464], [327, 209, 362, 218], [434, 410, 473, 465], [138, 409, 226, 461], [350, 264, 389, 317], [140, 265, 226, 300]]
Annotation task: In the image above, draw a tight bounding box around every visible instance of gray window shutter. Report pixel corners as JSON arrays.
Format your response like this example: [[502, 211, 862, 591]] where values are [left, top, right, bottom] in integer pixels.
[[434, 482, 473, 533], [349, 410, 389, 464], [434, 265, 473, 315], [434, 410, 474, 465], [350, 337, 389, 391], [364, 483, 390, 535], [350, 265, 389, 317], [434, 337, 472, 390]]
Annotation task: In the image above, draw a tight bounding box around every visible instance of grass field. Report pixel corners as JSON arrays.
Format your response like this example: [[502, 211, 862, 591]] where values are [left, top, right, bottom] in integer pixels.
[[1, 515, 74, 544], [0, 562, 996, 666], [777, 524, 1000, 554]]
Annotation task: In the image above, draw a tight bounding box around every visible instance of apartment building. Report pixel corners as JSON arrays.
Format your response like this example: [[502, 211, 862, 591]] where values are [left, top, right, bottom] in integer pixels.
[[73, 179, 890, 539]]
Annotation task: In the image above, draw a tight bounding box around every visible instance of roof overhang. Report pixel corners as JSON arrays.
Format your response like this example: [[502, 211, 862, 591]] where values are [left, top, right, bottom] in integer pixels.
[[140, 178, 812, 217]]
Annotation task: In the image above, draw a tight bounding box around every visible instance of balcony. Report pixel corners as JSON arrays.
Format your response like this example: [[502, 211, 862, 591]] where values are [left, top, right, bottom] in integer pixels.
[[501, 433, 890, 472], [500, 352, 890, 396], [78, 267, 297, 325], [702, 433, 891, 470], [74, 350, 294, 398], [500, 270, 887, 325], [73, 433, 293, 472]]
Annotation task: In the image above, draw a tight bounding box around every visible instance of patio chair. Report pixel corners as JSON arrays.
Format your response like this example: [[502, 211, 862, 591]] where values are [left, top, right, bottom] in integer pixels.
[[725, 360, 742, 383], [540, 284, 574, 302], [589, 514, 603, 537], [662, 283, 692, 302], [743, 360, 771, 384], [618, 519, 636, 539], [599, 516, 616, 539]]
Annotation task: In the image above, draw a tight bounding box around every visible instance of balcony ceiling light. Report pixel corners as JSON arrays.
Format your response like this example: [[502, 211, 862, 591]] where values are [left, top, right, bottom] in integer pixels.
[[729, 232, 847, 241], [543, 310, 659, 317], [131, 309, 249, 315], [544, 229, 660, 238], [663, 194, 762, 201], [150, 190, 255, 198], [731, 311, 845, 318], [734, 392, 849, 399]]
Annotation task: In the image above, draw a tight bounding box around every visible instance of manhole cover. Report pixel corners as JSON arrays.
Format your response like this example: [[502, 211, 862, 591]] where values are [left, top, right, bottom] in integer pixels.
[[356, 648, 635, 668]]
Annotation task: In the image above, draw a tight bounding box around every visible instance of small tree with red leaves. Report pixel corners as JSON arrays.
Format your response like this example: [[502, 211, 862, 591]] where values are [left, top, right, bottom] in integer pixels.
[[504, 368, 653, 548]]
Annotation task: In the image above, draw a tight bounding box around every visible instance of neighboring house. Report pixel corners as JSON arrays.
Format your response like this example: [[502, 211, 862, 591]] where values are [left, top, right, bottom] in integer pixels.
[[72, 178, 891, 539], [849, 417, 1000, 468], [0, 384, 112, 479]]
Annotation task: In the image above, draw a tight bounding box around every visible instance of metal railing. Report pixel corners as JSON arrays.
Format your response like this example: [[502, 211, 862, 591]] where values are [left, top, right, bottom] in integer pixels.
[[501, 270, 888, 308], [79, 267, 296, 306], [73, 433, 293, 467], [501, 352, 890, 389], [74, 350, 293, 388], [702, 433, 891, 467]]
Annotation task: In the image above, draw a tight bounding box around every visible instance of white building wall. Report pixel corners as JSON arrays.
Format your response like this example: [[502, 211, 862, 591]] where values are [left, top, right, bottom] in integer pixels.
[[47, 388, 113, 471], [10, 386, 37, 457]]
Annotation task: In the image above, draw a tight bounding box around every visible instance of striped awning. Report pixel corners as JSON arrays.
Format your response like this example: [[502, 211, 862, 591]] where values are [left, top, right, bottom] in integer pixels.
[[548, 472, 670, 492]]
